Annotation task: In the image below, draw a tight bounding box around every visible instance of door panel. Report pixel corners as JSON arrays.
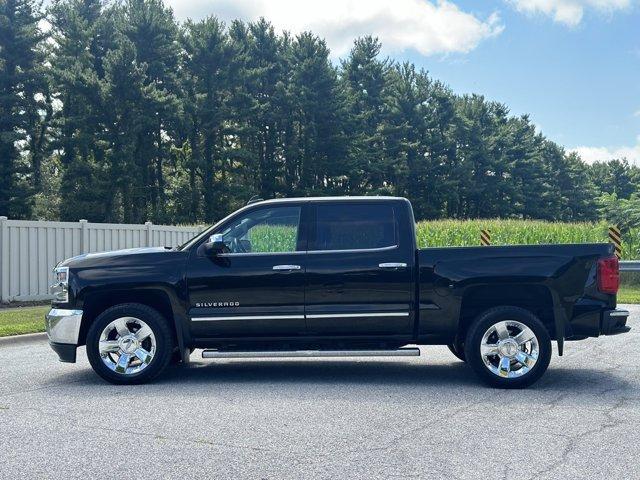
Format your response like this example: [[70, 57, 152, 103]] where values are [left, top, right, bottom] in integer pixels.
[[186, 204, 307, 338], [187, 253, 306, 337], [304, 202, 414, 335], [305, 250, 412, 334]]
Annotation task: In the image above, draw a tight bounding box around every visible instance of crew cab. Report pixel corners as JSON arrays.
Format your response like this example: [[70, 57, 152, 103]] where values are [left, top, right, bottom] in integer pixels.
[[45, 197, 630, 388]]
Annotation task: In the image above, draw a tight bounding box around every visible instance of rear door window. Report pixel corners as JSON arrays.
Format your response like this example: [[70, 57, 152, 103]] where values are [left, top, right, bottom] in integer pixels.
[[312, 203, 397, 251]]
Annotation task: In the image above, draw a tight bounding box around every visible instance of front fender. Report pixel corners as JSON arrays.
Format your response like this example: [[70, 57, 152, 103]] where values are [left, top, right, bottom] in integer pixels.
[[69, 251, 190, 351]]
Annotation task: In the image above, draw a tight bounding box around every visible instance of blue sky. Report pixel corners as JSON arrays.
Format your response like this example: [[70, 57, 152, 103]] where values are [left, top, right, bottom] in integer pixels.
[[411, 1, 640, 163], [166, 0, 639, 164]]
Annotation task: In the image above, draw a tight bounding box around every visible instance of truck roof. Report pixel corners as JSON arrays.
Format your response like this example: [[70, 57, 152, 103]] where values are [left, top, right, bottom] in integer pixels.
[[251, 196, 408, 205]]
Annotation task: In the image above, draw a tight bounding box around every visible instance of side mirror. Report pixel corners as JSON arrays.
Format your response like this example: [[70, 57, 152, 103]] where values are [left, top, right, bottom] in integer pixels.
[[204, 233, 226, 256]]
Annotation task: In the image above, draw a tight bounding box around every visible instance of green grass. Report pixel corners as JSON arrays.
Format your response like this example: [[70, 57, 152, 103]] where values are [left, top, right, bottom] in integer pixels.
[[618, 285, 640, 304], [0, 306, 48, 337]]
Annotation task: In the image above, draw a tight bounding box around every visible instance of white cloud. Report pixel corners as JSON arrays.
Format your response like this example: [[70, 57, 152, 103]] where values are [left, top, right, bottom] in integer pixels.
[[164, 0, 503, 57], [507, 0, 632, 26], [572, 136, 640, 165]]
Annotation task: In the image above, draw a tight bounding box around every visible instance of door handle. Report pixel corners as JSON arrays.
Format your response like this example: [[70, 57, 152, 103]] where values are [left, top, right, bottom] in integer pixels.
[[272, 265, 301, 271], [379, 262, 407, 269]]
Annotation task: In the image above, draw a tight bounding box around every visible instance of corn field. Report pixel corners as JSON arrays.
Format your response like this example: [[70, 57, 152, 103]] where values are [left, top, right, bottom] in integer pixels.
[[248, 225, 298, 253], [416, 220, 640, 259], [245, 220, 640, 259]]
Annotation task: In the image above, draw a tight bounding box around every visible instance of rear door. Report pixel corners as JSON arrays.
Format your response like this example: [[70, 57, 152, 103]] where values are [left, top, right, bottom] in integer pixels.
[[304, 200, 414, 336]]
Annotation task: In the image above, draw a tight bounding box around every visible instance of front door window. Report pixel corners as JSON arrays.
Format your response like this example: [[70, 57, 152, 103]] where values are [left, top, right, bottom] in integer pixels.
[[220, 206, 301, 254]]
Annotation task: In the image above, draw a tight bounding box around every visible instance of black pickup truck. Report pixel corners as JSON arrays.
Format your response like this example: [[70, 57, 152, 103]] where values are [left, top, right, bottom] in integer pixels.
[[45, 197, 629, 388]]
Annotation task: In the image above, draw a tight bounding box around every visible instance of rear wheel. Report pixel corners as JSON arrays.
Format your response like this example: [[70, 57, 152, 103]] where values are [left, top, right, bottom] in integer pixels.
[[86, 303, 174, 385], [464, 306, 551, 389]]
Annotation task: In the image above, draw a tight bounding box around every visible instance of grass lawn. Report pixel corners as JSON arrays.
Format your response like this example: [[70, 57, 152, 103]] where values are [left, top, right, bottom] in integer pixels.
[[0, 306, 49, 337], [618, 285, 640, 304]]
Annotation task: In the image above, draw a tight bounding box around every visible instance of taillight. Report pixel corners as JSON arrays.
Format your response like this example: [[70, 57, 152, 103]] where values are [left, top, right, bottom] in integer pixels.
[[597, 256, 619, 294]]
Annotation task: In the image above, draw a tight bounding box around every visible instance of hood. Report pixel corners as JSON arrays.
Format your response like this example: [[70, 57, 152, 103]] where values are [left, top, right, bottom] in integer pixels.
[[59, 247, 171, 268]]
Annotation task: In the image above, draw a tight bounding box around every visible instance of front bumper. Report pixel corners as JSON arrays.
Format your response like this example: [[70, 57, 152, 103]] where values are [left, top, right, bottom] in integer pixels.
[[45, 308, 83, 363]]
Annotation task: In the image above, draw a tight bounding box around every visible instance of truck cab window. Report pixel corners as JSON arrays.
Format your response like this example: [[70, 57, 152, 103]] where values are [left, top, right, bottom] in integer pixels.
[[220, 206, 301, 254], [313, 203, 397, 251]]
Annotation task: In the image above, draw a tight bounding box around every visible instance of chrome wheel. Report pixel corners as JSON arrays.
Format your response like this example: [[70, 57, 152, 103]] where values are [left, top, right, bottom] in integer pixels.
[[480, 320, 539, 379], [98, 317, 156, 375]]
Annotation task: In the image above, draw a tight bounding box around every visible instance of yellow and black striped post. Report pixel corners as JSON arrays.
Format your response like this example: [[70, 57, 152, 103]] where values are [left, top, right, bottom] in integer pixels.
[[608, 226, 622, 259], [480, 229, 491, 246]]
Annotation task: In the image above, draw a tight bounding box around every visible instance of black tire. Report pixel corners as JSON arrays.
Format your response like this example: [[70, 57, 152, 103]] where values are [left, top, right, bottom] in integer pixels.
[[447, 343, 466, 362], [464, 306, 552, 389], [86, 303, 174, 385]]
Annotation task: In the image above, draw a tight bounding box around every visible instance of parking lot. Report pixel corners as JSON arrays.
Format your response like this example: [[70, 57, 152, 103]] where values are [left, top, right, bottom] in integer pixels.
[[1, 306, 639, 479]]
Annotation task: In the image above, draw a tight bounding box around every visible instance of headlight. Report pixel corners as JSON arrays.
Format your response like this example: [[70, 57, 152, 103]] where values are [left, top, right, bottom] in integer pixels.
[[50, 266, 69, 303]]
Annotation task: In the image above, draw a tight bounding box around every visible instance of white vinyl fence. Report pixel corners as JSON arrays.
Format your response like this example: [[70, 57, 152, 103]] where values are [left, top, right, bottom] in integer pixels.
[[0, 217, 204, 303]]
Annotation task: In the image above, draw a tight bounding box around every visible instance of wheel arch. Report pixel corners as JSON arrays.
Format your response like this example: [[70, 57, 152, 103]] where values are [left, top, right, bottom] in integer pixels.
[[77, 288, 181, 348], [458, 283, 556, 342]]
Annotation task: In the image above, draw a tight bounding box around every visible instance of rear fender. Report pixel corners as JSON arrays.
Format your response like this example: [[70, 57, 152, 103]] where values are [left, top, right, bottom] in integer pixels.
[[418, 251, 597, 351]]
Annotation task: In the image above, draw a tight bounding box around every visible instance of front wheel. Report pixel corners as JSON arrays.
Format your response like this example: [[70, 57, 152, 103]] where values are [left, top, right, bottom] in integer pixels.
[[464, 306, 552, 389], [86, 303, 174, 385]]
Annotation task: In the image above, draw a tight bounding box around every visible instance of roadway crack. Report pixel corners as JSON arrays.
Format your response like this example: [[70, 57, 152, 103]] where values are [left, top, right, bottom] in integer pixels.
[[524, 398, 628, 480]]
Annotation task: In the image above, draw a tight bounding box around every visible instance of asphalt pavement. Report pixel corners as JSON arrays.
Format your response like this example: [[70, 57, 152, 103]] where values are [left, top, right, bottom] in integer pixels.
[[1, 306, 639, 479]]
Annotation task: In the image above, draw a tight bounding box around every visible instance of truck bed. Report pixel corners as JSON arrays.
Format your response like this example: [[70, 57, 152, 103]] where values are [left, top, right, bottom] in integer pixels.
[[416, 243, 615, 343], [419, 242, 613, 267]]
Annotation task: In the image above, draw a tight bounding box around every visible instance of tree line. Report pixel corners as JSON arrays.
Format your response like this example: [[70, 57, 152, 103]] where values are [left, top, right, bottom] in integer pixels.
[[2, 0, 639, 225]]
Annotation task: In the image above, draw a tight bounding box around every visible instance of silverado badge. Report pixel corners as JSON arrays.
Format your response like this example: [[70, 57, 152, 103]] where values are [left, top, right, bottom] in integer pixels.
[[195, 301, 240, 308]]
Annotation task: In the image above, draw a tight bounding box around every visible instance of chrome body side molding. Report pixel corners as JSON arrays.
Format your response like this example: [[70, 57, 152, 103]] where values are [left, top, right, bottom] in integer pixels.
[[191, 312, 410, 321], [191, 315, 305, 322]]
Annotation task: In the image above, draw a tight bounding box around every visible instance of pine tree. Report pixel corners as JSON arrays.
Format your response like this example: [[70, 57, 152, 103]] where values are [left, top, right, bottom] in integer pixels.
[[119, 0, 181, 222], [383, 64, 456, 218], [453, 95, 502, 217], [242, 19, 288, 199], [48, 0, 112, 220], [0, 0, 44, 218], [181, 16, 233, 221], [5, 3, 630, 225], [502, 115, 549, 219], [101, 34, 148, 223], [340, 36, 388, 193], [589, 159, 638, 199], [287, 32, 345, 195]]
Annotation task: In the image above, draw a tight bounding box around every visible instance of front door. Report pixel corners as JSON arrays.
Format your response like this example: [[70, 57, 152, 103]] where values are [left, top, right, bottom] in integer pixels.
[[304, 201, 414, 336], [187, 204, 307, 339]]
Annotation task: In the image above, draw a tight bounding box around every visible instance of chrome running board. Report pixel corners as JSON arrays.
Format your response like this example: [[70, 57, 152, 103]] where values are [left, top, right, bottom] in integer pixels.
[[201, 347, 421, 359]]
